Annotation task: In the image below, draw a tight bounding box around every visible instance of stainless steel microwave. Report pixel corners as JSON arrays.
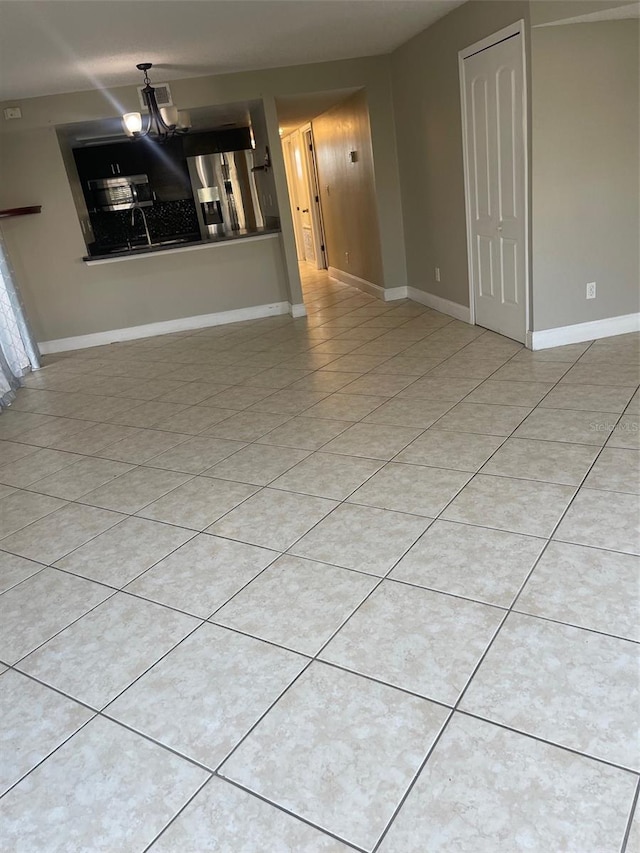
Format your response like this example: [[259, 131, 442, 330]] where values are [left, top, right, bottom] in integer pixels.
[[86, 174, 153, 211]]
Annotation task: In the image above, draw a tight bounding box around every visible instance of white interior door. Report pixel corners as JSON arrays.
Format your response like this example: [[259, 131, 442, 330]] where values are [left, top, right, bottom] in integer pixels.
[[303, 127, 327, 269], [462, 30, 527, 343], [291, 132, 316, 265]]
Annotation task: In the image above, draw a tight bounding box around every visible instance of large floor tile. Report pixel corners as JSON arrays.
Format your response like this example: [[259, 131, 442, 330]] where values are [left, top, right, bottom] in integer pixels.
[[561, 362, 639, 387], [554, 488, 640, 554], [0, 502, 122, 565], [208, 488, 337, 550], [465, 380, 553, 407], [97, 427, 190, 463], [321, 423, 422, 460], [204, 443, 309, 485], [291, 503, 429, 576], [54, 516, 194, 587], [435, 402, 531, 437], [153, 404, 235, 435], [19, 592, 198, 708], [50, 422, 137, 455], [303, 393, 387, 421], [513, 408, 616, 445], [249, 389, 328, 415], [481, 437, 599, 485], [339, 373, 416, 397], [460, 612, 639, 769], [608, 414, 640, 449], [378, 712, 636, 853], [397, 376, 482, 402], [0, 448, 80, 488], [80, 465, 192, 513], [108, 399, 190, 428], [362, 398, 454, 429], [540, 383, 637, 413], [107, 623, 306, 769], [348, 462, 470, 516], [516, 541, 639, 641], [0, 551, 44, 593], [395, 429, 504, 472], [204, 410, 292, 441], [271, 452, 383, 500], [490, 361, 571, 383], [146, 436, 246, 474], [214, 554, 377, 655], [584, 448, 640, 494], [322, 580, 502, 704], [28, 456, 134, 500], [0, 670, 93, 795], [391, 520, 544, 607], [149, 776, 351, 852], [220, 662, 448, 852], [0, 715, 208, 853], [442, 475, 575, 538], [136, 475, 258, 530], [0, 568, 112, 664], [257, 416, 354, 450], [126, 533, 277, 617]]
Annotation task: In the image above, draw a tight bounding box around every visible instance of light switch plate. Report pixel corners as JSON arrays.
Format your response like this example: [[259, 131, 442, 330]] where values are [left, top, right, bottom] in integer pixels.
[[3, 107, 22, 120]]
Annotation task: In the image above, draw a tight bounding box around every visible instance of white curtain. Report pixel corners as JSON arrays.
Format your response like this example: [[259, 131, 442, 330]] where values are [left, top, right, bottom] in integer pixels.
[[0, 230, 40, 408]]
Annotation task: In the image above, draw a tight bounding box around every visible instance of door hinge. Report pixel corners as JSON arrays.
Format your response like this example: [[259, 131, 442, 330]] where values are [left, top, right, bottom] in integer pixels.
[[309, 143, 313, 151], [315, 195, 319, 203], [320, 244, 325, 251]]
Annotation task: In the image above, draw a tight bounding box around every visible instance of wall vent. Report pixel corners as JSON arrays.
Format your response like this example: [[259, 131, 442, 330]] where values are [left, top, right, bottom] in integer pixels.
[[137, 83, 173, 110]]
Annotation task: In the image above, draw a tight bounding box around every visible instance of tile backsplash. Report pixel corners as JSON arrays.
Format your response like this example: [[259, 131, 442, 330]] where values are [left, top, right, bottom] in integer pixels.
[[90, 199, 199, 248]]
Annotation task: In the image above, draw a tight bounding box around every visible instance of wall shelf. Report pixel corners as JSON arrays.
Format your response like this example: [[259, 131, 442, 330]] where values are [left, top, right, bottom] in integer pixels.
[[0, 206, 42, 219]]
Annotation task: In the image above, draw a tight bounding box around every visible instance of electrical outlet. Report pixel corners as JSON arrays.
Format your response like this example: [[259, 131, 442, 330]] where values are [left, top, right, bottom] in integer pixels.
[[586, 281, 596, 300], [435, 267, 441, 282]]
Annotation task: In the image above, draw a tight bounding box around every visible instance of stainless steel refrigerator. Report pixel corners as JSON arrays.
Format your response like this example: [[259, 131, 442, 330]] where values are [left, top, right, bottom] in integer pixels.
[[187, 150, 264, 239]]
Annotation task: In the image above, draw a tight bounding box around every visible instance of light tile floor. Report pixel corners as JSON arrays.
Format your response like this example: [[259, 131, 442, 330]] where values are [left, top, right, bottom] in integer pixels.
[[0, 263, 639, 851]]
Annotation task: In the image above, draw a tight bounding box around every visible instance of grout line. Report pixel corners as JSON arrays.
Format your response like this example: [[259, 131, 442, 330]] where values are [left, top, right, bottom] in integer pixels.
[[620, 777, 640, 853]]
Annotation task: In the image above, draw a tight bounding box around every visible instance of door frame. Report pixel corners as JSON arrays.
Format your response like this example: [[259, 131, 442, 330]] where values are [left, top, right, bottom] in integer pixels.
[[301, 124, 328, 269], [458, 19, 530, 338]]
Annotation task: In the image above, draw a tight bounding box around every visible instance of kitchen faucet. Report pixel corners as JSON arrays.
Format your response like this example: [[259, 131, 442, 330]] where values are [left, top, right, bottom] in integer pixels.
[[130, 206, 152, 246]]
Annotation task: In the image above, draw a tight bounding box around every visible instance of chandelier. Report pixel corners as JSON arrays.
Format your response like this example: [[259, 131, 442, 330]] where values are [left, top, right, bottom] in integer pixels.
[[122, 63, 191, 141]]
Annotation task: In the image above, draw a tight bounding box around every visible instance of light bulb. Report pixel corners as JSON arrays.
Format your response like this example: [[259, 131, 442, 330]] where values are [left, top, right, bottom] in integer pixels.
[[160, 106, 178, 126]]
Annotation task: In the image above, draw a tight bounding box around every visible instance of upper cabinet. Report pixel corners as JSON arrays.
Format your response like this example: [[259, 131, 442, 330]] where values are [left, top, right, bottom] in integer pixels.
[[73, 141, 146, 181]]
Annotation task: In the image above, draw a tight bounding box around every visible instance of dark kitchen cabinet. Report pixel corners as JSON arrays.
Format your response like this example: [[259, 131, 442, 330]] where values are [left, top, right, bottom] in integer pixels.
[[73, 138, 191, 202], [182, 127, 252, 158], [73, 142, 146, 183], [143, 138, 192, 201]]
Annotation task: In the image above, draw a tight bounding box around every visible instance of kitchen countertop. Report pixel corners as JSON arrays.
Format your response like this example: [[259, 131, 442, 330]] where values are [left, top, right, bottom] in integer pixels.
[[82, 227, 281, 264]]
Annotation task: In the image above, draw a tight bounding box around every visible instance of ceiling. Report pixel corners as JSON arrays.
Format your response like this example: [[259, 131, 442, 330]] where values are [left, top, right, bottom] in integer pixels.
[[276, 89, 359, 135], [0, 0, 466, 102]]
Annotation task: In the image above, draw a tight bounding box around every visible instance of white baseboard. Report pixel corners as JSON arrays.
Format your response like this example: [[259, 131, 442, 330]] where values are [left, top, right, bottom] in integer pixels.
[[328, 266, 385, 300], [290, 303, 307, 318], [527, 312, 640, 350], [38, 301, 293, 354], [407, 287, 471, 323], [383, 286, 409, 302], [327, 267, 410, 303]]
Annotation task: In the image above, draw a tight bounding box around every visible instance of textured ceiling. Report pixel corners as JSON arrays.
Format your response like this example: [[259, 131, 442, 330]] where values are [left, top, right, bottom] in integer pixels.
[[0, 0, 466, 102]]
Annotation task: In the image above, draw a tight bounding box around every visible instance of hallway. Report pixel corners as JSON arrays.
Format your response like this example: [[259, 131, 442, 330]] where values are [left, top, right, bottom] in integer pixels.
[[0, 278, 638, 851]]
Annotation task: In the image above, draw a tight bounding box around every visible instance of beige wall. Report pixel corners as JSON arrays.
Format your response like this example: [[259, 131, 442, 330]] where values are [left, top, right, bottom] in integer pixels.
[[0, 55, 406, 344], [531, 19, 640, 330], [390, 1, 531, 309], [313, 90, 384, 287]]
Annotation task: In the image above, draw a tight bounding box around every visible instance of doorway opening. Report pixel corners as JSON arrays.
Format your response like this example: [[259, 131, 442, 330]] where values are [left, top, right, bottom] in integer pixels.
[[276, 89, 385, 306]]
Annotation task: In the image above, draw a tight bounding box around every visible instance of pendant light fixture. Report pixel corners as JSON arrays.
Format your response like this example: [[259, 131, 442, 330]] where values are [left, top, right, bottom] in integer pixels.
[[122, 63, 191, 141]]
